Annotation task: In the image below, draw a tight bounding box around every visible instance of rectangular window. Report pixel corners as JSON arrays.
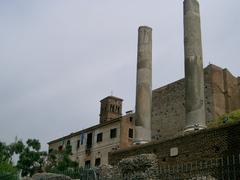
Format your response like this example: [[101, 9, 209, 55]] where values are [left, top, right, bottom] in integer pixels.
[[67, 140, 70, 145], [95, 158, 101, 167], [58, 145, 63, 151], [97, 133, 103, 142], [128, 128, 133, 138], [80, 133, 84, 145], [77, 140, 80, 149], [85, 160, 91, 168], [86, 133, 93, 149], [110, 128, 117, 138]]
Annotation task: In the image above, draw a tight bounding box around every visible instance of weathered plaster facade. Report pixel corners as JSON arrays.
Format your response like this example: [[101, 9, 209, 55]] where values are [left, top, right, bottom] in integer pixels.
[[48, 96, 134, 168]]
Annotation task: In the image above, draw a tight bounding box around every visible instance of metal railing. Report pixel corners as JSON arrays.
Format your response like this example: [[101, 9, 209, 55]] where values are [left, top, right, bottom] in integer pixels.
[[54, 154, 240, 180], [50, 167, 97, 180]]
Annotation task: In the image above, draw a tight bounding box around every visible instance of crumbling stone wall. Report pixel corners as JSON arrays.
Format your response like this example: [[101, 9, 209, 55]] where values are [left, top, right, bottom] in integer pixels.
[[97, 154, 158, 180], [151, 64, 240, 141], [152, 79, 185, 141]]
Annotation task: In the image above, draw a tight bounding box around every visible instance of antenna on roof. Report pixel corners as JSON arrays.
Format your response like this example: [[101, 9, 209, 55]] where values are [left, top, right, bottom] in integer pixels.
[[110, 90, 114, 96]]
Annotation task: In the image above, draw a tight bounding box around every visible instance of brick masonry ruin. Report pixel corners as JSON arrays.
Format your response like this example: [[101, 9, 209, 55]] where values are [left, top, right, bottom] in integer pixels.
[[151, 64, 240, 141], [109, 121, 240, 166]]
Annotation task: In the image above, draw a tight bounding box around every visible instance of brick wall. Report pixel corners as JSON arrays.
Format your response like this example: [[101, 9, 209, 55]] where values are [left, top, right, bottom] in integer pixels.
[[109, 121, 240, 166], [210, 65, 226, 118], [223, 69, 240, 113]]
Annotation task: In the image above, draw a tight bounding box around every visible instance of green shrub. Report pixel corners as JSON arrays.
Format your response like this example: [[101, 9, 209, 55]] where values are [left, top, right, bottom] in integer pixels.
[[0, 161, 19, 180], [208, 109, 240, 128], [0, 162, 17, 174]]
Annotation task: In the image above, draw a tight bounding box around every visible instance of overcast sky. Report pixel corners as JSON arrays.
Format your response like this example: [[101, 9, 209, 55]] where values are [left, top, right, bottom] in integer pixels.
[[0, 0, 239, 151]]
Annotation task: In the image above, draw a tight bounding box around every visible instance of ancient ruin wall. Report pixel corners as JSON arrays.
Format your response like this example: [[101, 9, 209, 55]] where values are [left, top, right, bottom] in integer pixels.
[[210, 65, 240, 118], [152, 79, 185, 140], [151, 65, 240, 141], [151, 65, 213, 140], [223, 69, 240, 113], [209, 65, 226, 118], [109, 121, 240, 166]]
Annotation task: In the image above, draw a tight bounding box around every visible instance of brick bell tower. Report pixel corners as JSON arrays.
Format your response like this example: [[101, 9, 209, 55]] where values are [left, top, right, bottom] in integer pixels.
[[99, 96, 123, 124]]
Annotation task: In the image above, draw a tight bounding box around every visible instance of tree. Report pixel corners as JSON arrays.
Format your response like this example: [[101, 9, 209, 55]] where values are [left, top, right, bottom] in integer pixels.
[[26, 139, 40, 151], [0, 142, 11, 163], [17, 139, 46, 177], [0, 138, 47, 177], [0, 161, 18, 175], [0, 141, 19, 179], [8, 140, 25, 161], [45, 143, 78, 172]]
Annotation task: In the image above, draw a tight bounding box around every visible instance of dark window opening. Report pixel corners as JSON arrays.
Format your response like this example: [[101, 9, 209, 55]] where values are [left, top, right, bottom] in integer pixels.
[[86, 133, 93, 149], [77, 140, 80, 149], [80, 134, 84, 145], [128, 128, 133, 138], [129, 117, 133, 122], [67, 140, 70, 145], [101, 107, 104, 114], [85, 160, 91, 168], [97, 133, 103, 142], [58, 145, 63, 151], [110, 128, 117, 138], [110, 105, 116, 112], [48, 148, 53, 153], [95, 158, 101, 167], [214, 145, 220, 153]]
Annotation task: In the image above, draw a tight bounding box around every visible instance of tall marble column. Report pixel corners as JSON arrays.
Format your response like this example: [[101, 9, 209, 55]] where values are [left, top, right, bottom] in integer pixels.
[[134, 26, 152, 144], [184, 0, 206, 131]]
